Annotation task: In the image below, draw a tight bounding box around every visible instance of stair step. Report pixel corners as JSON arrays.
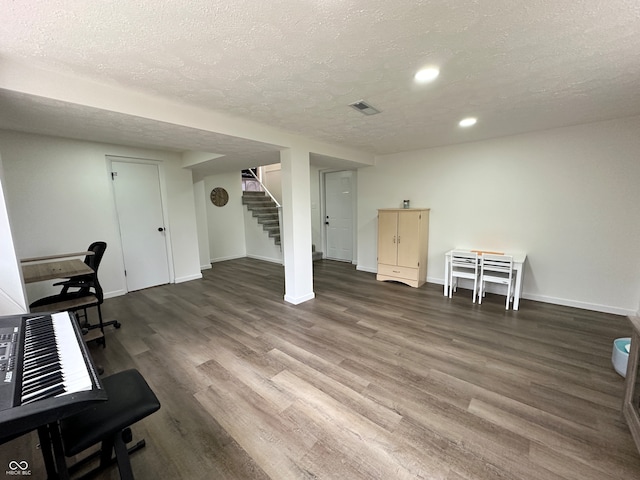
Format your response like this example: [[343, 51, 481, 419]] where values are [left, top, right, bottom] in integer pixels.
[[242, 195, 273, 202], [242, 192, 268, 198], [245, 204, 277, 211], [243, 192, 281, 248], [243, 190, 267, 195], [248, 203, 277, 209], [250, 207, 279, 214], [258, 218, 279, 225], [255, 217, 279, 224], [243, 199, 275, 207], [242, 194, 272, 200], [254, 214, 278, 221]]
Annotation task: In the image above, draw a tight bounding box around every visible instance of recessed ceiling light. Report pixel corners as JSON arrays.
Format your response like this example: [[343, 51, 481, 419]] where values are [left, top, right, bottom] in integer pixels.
[[414, 67, 440, 83], [459, 117, 477, 127]]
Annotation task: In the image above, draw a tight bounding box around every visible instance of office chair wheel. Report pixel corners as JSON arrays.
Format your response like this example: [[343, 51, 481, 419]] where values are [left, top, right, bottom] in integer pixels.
[[114, 321, 121, 329]]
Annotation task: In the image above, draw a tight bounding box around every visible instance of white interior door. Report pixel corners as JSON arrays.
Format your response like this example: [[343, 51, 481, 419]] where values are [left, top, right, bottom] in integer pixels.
[[325, 171, 354, 262], [111, 160, 171, 291]]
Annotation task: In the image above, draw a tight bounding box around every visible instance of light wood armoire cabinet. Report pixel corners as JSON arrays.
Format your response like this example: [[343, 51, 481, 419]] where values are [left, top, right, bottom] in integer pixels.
[[376, 208, 430, 288]]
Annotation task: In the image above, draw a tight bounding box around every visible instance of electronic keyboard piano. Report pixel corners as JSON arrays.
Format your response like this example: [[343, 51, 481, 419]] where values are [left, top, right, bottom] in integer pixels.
[[0, 311, 106, 443]]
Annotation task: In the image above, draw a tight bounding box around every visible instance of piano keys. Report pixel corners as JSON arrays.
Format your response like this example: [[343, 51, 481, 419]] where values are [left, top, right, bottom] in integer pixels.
[[0, 311, 106, 443], [21, 314, 94, 404]]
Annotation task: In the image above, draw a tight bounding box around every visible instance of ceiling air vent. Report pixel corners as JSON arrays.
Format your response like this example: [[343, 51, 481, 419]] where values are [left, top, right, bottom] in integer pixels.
[[349, 100, 381, 116]]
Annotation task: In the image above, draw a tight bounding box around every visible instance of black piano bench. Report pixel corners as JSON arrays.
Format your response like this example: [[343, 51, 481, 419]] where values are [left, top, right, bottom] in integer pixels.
[[59, 369, 161, 480]]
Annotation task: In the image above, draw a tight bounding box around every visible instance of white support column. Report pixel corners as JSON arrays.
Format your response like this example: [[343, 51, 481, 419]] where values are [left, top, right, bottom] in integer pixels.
[[280, 147, 315, 305]]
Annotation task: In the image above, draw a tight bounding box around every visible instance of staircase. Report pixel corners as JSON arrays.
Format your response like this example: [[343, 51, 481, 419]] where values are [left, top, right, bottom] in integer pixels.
[[242, 190, 323, 260], [242, 191, 281, 245]]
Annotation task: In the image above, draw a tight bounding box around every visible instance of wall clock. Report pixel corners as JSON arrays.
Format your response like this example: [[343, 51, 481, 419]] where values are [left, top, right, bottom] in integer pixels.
[[210, 187, 229, 207]]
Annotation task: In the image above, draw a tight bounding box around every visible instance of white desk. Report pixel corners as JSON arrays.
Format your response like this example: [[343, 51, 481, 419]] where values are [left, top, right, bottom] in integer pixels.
[[444, 250, 527, 310]]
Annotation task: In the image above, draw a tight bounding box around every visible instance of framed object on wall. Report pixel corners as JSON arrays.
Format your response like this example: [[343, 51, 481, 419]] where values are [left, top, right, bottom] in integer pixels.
[[210, 187, 229, 207]]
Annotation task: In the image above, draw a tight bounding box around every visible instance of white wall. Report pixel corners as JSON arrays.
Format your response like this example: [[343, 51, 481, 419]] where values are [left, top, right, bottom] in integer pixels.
[[357, 116, 640, 315], [261, 163, 323, 253], [243, 207, 283, 263], [0, 131, 202, 302], [204, 172, 247, 262], [193, 179, 212, 270], [158, 157, 203, 284], [310, 165, 323, 253], [262, 164, 282, 204], [0, 153, 28, 315]]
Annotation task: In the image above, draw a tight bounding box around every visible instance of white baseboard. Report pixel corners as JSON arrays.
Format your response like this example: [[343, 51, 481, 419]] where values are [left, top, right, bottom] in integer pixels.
[[356, 265, 377, 274], [426, 276, 632, 316], [284, 292, 315, 305], [200, 263, 212, 270], [521, 293, 633, 316], [210, 254, 246, 263], [104, 289, 127, 299], [247, 254, 283, 265], [175, 273, 203, 284]]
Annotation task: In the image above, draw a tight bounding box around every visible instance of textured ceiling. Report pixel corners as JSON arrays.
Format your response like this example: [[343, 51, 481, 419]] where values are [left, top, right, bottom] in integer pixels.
[[1, 0, 640, 167]]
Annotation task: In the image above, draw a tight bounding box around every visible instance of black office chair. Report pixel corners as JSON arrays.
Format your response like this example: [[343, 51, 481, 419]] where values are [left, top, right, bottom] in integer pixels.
[[60, 369, 161, 480], [30, 242, 121, 344], [54, 241, 108, 292]]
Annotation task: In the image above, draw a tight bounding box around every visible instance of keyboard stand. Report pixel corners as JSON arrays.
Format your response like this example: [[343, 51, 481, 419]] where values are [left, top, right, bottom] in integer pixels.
[[0, 312, 107, 479], [38, 423, 72, 480]]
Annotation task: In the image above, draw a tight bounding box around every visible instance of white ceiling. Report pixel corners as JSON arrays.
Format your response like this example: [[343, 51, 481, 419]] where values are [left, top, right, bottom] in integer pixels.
[[1, 0, 639, 171]]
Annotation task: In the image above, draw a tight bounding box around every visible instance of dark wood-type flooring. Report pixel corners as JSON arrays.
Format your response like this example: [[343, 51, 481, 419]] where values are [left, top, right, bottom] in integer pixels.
[[3, 258, 640, 479]]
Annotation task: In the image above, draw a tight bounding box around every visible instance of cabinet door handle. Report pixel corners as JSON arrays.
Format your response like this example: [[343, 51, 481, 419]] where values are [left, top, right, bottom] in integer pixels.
[[393, 236, 396, 243], [398, 236, 401, 243]]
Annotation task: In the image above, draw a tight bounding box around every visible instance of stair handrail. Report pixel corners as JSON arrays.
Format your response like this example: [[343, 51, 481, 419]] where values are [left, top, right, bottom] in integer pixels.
[[246, 168, 281, 208]]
